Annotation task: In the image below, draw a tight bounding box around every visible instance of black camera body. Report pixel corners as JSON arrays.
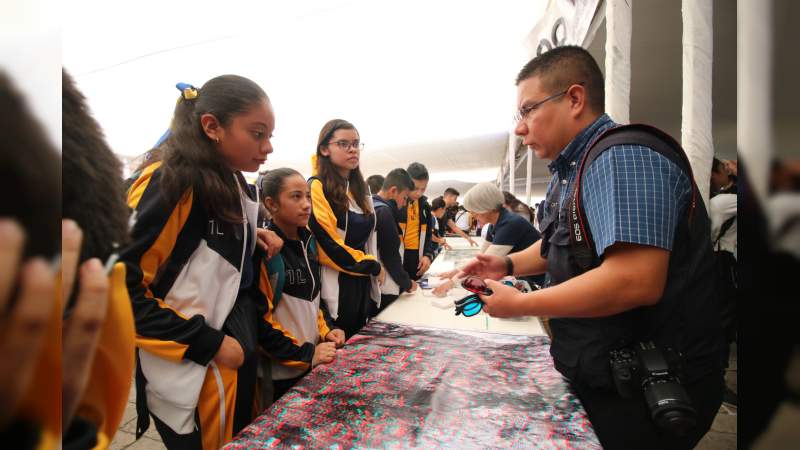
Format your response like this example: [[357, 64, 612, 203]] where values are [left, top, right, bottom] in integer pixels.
[[610, 341, 698, 436]]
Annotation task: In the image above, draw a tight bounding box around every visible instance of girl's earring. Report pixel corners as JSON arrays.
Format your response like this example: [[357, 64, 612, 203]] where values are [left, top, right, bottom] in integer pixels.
[[214, 137, 220, 144]]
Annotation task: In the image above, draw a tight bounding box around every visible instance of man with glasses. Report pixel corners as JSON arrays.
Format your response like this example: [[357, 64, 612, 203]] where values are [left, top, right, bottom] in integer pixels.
[[461, 46, 724, 449]]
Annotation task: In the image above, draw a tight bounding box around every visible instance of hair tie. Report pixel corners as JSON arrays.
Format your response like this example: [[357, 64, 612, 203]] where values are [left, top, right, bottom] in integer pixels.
[[176, 82, 198, 100]]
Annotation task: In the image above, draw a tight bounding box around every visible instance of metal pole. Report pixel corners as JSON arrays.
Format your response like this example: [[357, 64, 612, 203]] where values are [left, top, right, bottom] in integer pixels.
[[508, 132, 516, 195], [738, 0, 773, 205], [526, 147, 533, 205], [604, 0, 632, 124]]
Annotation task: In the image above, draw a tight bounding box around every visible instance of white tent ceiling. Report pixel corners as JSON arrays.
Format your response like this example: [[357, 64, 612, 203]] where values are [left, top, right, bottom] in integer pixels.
[[63, 0, 548, 182]]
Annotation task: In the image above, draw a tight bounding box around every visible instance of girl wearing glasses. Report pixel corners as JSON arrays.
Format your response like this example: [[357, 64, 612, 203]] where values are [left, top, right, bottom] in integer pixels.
[[309, 119, 385, 339]]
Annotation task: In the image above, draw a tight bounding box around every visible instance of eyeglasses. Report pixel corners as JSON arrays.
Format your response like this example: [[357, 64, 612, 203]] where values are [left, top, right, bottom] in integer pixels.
[[455, 277, 518, 317], [327, 140, 365, 151], [513, 82, 584, 123], [454, 294, 484, 317], [455, 277, 539, 317], [462, 275, 494, 295]]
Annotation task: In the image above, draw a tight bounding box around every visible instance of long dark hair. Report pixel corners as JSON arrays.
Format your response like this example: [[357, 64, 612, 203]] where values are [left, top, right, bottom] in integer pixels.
[[315, 119, 371, 215], [160, 75, 269, 223]]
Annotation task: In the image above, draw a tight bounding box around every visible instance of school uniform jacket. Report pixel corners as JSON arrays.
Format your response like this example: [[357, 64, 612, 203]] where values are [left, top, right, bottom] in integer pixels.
[[398, 196, 437, 262], [122, 162, 306, 448], [307, 177, 381, 319], [372, 195, 412, 296], [262, 223, 336, 380]]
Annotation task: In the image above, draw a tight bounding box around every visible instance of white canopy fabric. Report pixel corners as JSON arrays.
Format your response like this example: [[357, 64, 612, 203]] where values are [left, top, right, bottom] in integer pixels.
[[63, 0, 548, 182]]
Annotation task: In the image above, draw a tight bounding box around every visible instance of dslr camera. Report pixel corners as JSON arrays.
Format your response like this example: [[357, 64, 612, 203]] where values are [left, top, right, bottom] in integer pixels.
[[610, 341, 697, 436]]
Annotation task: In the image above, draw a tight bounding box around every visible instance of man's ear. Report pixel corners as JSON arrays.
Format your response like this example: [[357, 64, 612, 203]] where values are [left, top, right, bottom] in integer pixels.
[[567, 83, 587, 119], [200, 113, 224, 142]]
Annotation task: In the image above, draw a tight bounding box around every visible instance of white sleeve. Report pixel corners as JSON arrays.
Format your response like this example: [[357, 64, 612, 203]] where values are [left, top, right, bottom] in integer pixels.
[[710, 194, 737, 242]]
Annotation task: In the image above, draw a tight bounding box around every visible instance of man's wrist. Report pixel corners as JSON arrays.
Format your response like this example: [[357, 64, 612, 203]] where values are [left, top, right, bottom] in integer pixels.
[[504, 256, 514, 276]]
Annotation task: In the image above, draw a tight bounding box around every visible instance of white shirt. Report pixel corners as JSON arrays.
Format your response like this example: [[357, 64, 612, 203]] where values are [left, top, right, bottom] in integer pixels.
[[710, 193, 737, 257]]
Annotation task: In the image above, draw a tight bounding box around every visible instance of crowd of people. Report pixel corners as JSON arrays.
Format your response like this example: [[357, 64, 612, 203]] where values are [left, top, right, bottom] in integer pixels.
[[10, 43, 796, 450]]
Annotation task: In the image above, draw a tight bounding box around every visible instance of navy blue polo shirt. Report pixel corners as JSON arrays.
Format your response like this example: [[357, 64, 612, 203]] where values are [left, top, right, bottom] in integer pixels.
[[486, 208, 541, 254]]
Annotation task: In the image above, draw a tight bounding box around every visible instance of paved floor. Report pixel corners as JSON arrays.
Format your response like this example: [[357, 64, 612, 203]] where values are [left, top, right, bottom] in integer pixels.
[[109, 351, 742, 450]]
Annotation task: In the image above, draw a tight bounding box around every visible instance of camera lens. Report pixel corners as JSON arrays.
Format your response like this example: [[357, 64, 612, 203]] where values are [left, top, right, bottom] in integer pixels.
[[643, 379, 697, 436]]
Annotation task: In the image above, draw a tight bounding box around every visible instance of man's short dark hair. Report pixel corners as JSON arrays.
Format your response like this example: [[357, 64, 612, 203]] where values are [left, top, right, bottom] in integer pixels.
[[366, 174, 385, 194], [431, 196, 445, 210], [444, 187, 460, 197], [515, 45, 604, 114], [406, 162, 429, 181], [382, 168, 414, 192]]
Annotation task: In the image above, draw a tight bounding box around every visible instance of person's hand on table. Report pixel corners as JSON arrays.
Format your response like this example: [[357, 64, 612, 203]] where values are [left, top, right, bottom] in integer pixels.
[[460, 254, 507, 280], [256, 228, 283, 260], [407, 280, 418, 293], [467, 237, 478, 247], [0, 219, 56, 428], [442, 240, 452, 250], [416, 256, 432, 277], [432, 279, 454, 297], [324, 329, 345, 348], [479, 279, 526, 318], [436, 269, 459, 280], [312, 342, 337, 367]]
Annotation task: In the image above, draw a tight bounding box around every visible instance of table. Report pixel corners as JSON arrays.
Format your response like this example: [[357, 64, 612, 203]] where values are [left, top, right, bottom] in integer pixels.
[[225, 321, 599, 449], [224, 238, 599, 448], [378, 238, 547, 336]]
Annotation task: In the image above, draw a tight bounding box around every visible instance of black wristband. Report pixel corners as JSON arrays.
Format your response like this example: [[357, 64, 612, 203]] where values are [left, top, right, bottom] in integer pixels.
[[504, 256, 514, 276]]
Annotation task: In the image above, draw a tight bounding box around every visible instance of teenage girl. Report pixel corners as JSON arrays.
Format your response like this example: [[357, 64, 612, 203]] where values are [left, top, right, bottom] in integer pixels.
[[308, 119, 385, 339]]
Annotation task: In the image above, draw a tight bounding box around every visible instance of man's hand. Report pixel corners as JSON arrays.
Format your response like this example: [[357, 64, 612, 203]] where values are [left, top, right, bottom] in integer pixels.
[[416, 256, 432, 277], [324, 329, 346, 348], [467, 237, 478, 247], [460, 254, 507, 280], [408, 280, 418, 293], [377, 266, 386, 286], [479, 279, 526, 318], [312, 342, 337, 367], [256, 228, 283, 260], [213, 335, 245, 369], [443, 240, 452, 251]]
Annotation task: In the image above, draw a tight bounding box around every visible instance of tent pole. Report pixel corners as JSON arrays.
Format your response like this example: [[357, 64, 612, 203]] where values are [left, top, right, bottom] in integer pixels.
[[604, 0, 632, 124]]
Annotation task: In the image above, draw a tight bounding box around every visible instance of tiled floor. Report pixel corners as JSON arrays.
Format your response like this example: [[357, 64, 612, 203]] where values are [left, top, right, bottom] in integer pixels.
[[109, 351, 742, 450]]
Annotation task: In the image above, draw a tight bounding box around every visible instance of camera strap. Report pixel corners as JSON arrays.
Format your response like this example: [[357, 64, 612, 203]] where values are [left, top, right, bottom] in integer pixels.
[[568, 124, 701, 273]]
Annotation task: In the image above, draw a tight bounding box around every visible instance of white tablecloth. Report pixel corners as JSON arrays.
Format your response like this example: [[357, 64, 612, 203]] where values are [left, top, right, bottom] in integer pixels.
[[376, 237, 546, 336]]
